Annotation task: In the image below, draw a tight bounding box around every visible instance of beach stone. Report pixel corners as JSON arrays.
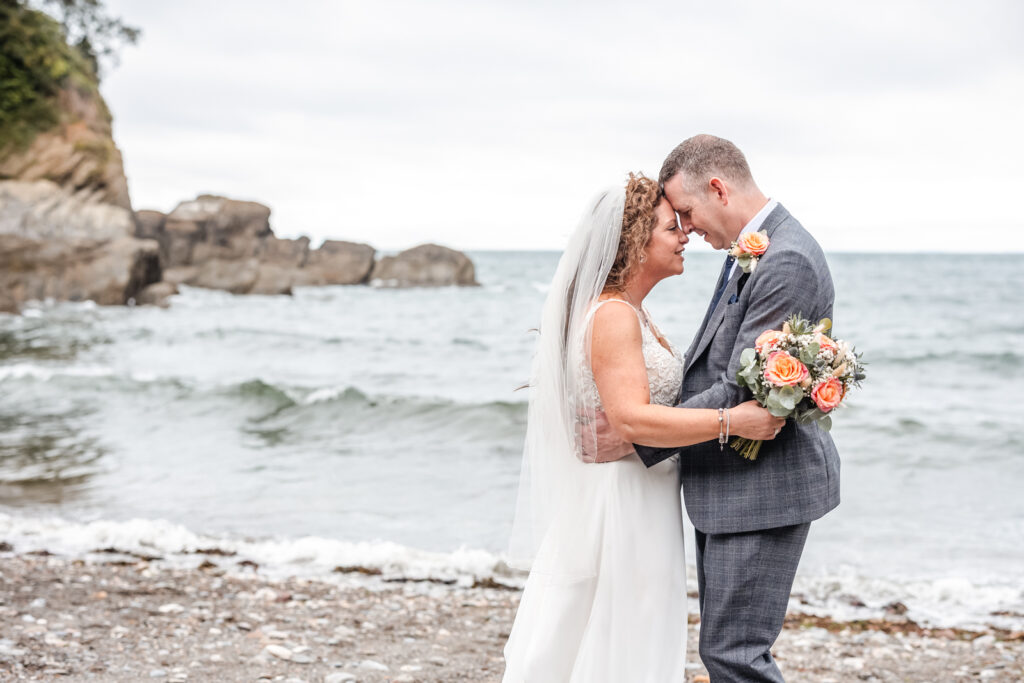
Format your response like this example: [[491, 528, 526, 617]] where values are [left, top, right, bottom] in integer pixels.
[[149, 669, 166, 678], [369, 243, 478, 287], [291, 652, 315, 664], [358, 659, 389, 671], [324, 674, 357, 683], [0, 638, 26, 656], [841, 656, 865, 670], [265, 644, 293, 661], [157, 603, 185, 614], [973, 634, 997, 649]]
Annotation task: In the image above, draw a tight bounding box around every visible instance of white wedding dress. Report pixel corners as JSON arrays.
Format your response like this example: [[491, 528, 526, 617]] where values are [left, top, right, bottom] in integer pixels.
[[503, 299, 688, 682]]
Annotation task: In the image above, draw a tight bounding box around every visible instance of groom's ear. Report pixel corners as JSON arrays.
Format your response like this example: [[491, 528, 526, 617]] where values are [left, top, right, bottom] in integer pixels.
[[708, 177, 729, 205]]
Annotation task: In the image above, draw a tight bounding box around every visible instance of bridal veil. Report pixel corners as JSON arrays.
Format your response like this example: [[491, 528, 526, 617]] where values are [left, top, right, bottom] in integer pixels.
[[507, 186, 626, 572]]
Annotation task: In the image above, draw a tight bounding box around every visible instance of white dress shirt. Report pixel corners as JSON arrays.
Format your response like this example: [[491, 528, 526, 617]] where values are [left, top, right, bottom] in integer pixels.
[[728, 199, 778, 279]]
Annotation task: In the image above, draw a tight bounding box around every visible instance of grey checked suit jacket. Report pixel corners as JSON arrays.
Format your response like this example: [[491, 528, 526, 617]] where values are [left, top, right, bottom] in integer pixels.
[[635, 204, 840, 534]]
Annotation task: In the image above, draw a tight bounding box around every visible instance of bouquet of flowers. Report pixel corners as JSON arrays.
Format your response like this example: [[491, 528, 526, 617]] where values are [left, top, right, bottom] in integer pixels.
[[733, 314, 866, 460]]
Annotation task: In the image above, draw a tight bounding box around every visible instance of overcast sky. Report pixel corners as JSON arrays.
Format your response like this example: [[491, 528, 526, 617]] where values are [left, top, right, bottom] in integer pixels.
[[99, 0, 1023, 252]]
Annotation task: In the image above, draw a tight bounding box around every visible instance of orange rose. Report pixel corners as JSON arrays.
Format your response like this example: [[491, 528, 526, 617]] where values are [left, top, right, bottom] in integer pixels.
[[763, 351, 809, 387], [815, 333, 839, 354], [737, 231, 770, 256], [811, 377, 843, 413], [755, 329, 785, 354]]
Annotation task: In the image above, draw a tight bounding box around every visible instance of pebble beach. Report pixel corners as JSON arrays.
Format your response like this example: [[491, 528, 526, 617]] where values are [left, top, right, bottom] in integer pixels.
[[1, 550, 1022, 682]]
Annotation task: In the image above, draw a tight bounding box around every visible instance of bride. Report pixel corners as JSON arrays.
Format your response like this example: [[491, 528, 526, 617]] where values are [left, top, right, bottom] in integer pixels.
[[503, 173, 783, 682]]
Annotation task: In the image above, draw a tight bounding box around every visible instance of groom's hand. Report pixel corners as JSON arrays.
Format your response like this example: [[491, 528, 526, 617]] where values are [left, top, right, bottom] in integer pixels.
[[578, 410, 636, 463]]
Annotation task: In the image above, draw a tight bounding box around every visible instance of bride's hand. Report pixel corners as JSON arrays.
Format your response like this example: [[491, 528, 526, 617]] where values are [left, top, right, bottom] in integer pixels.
[[729, 401, 786, 440]]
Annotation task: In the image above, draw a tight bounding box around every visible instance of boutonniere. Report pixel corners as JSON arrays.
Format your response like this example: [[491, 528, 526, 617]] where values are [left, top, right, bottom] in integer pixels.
[[729, 230, 770, 273]]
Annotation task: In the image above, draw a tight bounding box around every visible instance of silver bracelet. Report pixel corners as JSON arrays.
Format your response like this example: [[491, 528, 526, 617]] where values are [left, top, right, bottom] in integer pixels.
[[718, 408, 726, 451], [725, 408, 731, 443]]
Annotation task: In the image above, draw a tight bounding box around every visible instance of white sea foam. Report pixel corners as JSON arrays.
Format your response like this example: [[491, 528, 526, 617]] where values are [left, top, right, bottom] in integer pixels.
[[0, 513, 515, 587], [790, 569, 1024, 632], [0, 512, 1020, 630], [0, 363, 115, 382]]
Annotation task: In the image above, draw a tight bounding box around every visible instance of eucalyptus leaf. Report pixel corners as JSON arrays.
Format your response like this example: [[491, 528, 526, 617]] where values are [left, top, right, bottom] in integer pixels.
[[799, 342, 820, 365], [817, 415, 833, 432], [777, 386, 804, 410], [765, 389, 793, 417]]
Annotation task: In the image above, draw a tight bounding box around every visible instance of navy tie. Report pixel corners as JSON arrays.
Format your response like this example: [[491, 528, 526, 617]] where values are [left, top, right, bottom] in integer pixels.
[[709, 255, 736, 312]]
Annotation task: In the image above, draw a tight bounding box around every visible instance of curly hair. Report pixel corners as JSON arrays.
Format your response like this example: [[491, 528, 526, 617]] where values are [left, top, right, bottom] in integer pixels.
[[604, 172, 663, 292]]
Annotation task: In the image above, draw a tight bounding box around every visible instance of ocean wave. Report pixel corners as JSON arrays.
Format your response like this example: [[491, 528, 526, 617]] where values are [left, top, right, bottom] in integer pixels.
[[223, 379, 526, 417], [0, 366, 527, 446], [0, 512, 1020, 630], [0, 365, 526, 414]]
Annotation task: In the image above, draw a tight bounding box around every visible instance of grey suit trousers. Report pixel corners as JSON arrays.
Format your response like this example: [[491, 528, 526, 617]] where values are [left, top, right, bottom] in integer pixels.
[[695, 523, 810, 682]]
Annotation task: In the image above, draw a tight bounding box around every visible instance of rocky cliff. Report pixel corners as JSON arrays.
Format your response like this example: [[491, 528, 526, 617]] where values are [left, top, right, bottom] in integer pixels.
[[0, 5, 159, 313], [0, 4, 131, 208]]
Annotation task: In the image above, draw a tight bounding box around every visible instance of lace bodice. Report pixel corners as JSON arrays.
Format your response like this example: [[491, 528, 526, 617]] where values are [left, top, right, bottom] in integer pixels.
[[581, 299, 684, 409]]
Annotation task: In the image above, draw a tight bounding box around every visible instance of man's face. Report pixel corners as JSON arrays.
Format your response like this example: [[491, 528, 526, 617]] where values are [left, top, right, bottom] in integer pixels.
[[662, 173, 732, 250]]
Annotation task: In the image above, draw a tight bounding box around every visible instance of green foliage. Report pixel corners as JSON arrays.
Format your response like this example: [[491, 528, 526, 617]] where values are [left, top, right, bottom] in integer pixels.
[[765, 386, 803, 417], [0, 3, 93, 153], [0, 1, 137, 156], [799, 341, 820, 365]]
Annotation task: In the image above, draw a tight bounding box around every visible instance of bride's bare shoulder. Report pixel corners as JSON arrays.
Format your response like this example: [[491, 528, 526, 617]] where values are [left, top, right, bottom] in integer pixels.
[[591, 299, 642, 345]]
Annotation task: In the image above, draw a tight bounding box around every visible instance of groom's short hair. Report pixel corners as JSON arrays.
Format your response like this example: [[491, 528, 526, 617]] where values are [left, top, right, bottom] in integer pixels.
[[659, 134, 754, 192]]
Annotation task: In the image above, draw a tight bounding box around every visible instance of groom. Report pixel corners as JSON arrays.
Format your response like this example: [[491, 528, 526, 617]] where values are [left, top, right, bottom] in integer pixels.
[[634, 135, 840, 682]]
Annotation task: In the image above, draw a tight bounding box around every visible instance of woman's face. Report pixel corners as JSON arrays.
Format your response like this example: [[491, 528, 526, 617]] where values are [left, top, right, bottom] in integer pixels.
[[641, 199, 689, 279]]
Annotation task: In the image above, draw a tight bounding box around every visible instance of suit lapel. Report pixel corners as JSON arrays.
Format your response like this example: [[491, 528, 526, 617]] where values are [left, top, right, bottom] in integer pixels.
[[686, 267, 743, 370], [683, 203, 791, 373], [760, 203, 788, 240]]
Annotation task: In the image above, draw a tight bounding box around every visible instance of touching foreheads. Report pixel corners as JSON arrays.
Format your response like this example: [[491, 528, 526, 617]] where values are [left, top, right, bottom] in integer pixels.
[[659, 134, 755, 193]]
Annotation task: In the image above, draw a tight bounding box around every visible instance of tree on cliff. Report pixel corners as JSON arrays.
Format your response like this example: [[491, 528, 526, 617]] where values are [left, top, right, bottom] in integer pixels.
[[0, 0, 139, 152], [30, 0, 140, 77]]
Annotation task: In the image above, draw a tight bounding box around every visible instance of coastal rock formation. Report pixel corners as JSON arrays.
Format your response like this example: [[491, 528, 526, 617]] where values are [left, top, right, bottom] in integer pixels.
[[0, 5, 156, 313], [0, 181, 160, 313], [292, 240, 375, 287], [370, 243, 479, 288], [135, 280, 178, 307], [0, 8, 475, 312], [135, 196, 379, 295], [0, 87, 131, 209]]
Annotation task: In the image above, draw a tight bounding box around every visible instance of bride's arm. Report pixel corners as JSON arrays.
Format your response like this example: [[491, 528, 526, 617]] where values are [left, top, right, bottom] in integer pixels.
[[590, 304, 783, 450]]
